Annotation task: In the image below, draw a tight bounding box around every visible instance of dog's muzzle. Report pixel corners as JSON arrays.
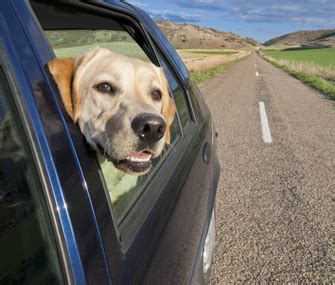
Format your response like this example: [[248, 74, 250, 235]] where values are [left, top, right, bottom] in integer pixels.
[[97, 113, 166, 175]]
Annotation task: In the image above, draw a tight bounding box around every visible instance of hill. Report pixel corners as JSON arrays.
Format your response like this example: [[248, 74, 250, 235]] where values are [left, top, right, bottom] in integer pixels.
[[264, 29, 335, 48], [156, 21, 259, 49]]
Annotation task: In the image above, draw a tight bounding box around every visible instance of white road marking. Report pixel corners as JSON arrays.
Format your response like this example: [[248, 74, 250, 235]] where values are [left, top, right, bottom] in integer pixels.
[[256, 71, 259, 76], [259, 101, 273, 144]]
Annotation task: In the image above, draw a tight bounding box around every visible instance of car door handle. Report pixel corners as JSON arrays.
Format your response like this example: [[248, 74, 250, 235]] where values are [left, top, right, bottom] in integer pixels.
[[203, 142, 211, 164]]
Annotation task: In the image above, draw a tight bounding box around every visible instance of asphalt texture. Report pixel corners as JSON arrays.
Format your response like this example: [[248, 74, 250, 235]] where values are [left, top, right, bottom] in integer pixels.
[[200, 52, 335, 284]]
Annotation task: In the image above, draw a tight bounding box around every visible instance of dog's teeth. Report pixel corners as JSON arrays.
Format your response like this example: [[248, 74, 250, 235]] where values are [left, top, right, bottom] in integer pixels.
[[127, 154, 151, 162]]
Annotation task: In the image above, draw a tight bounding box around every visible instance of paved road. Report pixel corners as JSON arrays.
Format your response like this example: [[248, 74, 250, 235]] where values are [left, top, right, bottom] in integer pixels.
[[200, 52, 335, 283]]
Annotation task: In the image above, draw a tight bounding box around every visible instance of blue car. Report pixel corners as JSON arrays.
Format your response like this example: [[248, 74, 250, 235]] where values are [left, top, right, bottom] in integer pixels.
[[0, 0, 219, 284]]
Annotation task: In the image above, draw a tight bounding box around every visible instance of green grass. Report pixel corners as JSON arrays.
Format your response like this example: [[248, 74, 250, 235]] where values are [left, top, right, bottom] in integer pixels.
[[290, 72, 335, 99], [261, 55, 335, 100], [191, 56, 248, 83], [263, 48, 335, 69]]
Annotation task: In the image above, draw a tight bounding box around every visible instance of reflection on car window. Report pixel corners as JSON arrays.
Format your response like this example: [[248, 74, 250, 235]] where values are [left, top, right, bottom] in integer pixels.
[[0, 68, 64, 283]]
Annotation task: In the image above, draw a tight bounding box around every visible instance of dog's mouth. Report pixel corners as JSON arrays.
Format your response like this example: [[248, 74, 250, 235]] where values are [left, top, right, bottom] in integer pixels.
[[97, 143, 153, 174], [113, 150, 153, 174]]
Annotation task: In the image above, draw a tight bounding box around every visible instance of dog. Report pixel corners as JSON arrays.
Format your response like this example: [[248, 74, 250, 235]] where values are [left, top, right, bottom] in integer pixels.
[[48, 48, 175, 176]]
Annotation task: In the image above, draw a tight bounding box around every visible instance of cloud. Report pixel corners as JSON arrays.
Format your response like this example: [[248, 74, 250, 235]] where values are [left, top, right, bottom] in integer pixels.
[[170, 0, 335, 27], [148, 9, 201, 23], [172, 0, 224, 10], [124, 0, 148, 7]]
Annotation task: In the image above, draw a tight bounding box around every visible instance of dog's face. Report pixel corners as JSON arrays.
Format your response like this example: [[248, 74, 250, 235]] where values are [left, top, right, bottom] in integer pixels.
[[48, 48, 175, 175]]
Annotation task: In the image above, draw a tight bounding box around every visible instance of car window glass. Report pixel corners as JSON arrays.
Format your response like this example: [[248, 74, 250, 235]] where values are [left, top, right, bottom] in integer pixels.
[[32, 4, 182, 226], [0, 68, 65, 284]]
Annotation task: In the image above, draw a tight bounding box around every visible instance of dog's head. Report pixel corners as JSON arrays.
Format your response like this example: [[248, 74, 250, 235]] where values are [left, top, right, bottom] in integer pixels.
[[48, 48, 175, 175]]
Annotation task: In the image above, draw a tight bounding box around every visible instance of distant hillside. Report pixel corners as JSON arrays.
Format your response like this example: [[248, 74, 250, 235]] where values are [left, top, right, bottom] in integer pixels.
[[264, 29, 335, 48], [156, 21, 259, 49]]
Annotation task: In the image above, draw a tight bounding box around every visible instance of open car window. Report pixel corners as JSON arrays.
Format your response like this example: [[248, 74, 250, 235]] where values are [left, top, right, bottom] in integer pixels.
[[30, 1, 192, 237]]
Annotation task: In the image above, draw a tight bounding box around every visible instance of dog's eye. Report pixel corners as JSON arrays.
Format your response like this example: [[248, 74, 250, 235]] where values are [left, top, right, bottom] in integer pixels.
[[96, 82, 115, 94], [151, 89, 162, 101]]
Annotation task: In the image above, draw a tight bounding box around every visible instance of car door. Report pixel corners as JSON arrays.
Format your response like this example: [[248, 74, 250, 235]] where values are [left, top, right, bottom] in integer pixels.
[[25, 0, 217, 284]]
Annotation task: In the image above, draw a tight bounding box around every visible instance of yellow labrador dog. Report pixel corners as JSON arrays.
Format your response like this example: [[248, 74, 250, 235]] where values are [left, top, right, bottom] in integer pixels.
[[48, 48, 175, 176]]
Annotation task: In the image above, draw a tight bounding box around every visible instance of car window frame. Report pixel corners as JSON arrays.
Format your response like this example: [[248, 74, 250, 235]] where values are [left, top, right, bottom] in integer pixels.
[[27, 0, 204, 280], [31, 0, 192, 231]]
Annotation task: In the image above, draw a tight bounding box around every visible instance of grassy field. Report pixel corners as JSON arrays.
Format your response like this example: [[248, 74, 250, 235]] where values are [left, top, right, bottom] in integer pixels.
[[263, 48, 335, 69], [261, 49, 335, 99], [191, 56, 248, 84]]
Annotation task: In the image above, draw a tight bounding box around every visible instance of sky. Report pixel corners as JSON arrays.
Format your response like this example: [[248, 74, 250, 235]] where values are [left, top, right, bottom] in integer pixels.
[[125, 0, 335, 43]]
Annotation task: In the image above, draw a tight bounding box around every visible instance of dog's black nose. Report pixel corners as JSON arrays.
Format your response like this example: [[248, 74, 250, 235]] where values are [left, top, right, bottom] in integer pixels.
[[132, 114, 166, 143]]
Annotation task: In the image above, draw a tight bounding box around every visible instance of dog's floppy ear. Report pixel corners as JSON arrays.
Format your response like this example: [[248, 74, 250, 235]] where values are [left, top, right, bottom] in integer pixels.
[[160, 69, 176, 144], [47, 48, 103, 122], [47, 58, 77, 121]]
